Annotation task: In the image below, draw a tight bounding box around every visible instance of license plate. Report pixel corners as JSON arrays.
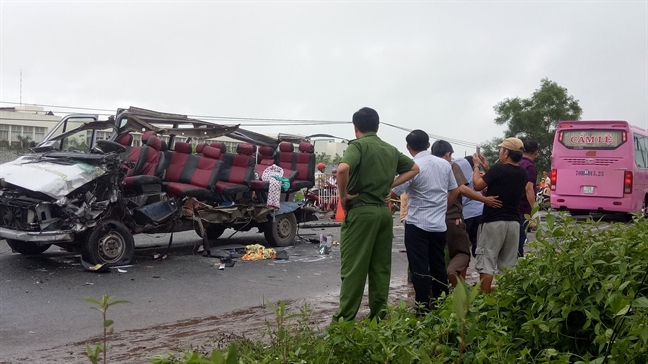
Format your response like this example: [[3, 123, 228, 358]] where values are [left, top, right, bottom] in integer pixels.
[[583, 186, 594, 194]]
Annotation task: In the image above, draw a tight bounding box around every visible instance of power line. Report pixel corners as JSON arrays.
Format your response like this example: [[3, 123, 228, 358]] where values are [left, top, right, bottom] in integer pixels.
[[0, 100, 114, 113], [382, 122, 479, 148], [0, 101, 347, 124], [0, 100, 482, 147], [0, 117, 347, 127]]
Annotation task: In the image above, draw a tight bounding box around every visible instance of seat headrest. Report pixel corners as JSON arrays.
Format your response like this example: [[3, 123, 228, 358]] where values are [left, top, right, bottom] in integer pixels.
[[203, 146, 221, 160], [196, 143, 207, 154], [147, 136, 162, 151], [115, 132, 133, 147], [279, 142, 294, 153], [174, 142, 192, 154], [210, 142, 227, 154], [258, 145, 275, 158], [298, 142, 314, 153], [237, 143, 256, 156], [141, 130, 156, 143]]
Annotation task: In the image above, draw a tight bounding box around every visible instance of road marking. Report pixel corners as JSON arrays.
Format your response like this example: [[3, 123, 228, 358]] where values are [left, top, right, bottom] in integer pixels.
[[273, 255, 329, 264]]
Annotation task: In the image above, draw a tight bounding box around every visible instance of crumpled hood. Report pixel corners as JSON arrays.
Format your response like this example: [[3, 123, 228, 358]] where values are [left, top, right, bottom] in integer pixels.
[[0, 157, 106, 199]]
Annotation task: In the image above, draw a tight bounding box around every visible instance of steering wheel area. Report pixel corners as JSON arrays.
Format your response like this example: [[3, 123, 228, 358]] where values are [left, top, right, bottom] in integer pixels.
[[93, 140, 127, 154]]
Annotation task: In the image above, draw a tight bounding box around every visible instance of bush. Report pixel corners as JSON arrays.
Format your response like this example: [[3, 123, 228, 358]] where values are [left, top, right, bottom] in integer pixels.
[[293, 190, 305, 202], [151, 214, 648, 363]]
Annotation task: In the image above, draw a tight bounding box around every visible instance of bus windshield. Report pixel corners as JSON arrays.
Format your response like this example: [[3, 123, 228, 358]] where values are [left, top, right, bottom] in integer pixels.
[[558, 129, 627, 150]]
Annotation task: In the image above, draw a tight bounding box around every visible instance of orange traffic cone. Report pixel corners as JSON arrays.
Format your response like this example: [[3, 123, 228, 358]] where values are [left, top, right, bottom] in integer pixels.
[[335, 198, 345, 222]]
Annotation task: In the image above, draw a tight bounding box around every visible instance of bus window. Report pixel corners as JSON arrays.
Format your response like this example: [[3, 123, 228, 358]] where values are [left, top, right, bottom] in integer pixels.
[[644, 137, 648, 167], [635, 136, 646, 168], [559, 129, 626, 150], [637, 135, 648, 169]]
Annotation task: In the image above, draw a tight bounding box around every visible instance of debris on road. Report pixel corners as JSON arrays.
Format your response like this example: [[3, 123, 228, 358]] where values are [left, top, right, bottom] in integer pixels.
[[240, 244, 276, 261]]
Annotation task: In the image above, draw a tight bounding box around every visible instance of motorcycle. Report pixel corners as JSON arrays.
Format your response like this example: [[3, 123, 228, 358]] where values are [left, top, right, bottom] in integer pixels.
[[304, 188, 338, 212], [536, 190, 551, 211]]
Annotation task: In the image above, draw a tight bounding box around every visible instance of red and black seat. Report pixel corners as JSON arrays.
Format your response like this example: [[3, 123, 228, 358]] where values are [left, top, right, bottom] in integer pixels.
[[275, 142, 313, 190], [250, 146, 295, 193], [257, 146, 275, 165], [156, 142, 221, 198], [209, 142, 227, 159], [115, 132, 133, 148], [122, 131, 156, 169], [140, 130, 156, 145], [215, 143, 255, 196], [123, 135, 164, 188], [196, 143, 208, 155], [292, 142, 316, 190], [116, 132, 135, 174]]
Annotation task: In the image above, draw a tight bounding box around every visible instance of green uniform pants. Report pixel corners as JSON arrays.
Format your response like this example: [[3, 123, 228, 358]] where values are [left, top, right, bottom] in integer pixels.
[[332, 206, 393, 323]]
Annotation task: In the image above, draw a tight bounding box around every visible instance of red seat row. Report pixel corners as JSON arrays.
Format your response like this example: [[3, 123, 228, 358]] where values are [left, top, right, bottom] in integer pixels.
[[116, 134, 316, 202]]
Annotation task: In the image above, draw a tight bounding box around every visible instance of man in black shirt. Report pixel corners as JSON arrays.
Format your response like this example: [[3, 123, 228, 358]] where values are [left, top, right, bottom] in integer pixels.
[[471, 138, 528, 293]]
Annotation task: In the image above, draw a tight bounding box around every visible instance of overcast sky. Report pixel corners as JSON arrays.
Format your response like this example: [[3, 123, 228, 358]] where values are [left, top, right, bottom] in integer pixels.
[[1, 1, 646, 156]]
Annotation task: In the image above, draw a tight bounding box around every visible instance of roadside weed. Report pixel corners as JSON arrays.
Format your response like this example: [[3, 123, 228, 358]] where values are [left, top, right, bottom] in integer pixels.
[[82, 294, 130, 364]]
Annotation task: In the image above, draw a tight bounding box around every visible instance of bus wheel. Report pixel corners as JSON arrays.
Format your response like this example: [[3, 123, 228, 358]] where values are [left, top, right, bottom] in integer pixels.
[[643, 197, 648, 218]]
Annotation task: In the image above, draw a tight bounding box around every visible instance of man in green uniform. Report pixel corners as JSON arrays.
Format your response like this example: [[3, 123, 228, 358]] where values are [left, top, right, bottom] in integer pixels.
[[332, 107, 420, 323]]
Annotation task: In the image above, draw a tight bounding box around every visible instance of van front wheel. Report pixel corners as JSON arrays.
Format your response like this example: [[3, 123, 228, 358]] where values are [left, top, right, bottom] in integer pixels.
[[82, 220, 134, 266]]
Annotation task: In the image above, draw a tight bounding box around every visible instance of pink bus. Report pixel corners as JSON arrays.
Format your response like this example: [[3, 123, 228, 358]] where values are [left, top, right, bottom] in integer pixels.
[[550, 120, 648, 217]]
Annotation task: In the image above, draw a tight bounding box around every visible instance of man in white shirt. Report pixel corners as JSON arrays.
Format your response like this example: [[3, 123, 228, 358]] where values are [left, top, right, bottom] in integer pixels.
[[391, 130, 459, 312]]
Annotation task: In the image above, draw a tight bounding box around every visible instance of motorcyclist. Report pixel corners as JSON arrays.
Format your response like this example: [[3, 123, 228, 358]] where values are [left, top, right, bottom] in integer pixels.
[[326, 168, 338, 189], [315, 163, 327, 190]]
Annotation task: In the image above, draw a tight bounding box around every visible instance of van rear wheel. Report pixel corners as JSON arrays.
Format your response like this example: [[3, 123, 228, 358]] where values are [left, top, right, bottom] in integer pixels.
[[264, 213, 297, 247], [194, 224, 226, 240]]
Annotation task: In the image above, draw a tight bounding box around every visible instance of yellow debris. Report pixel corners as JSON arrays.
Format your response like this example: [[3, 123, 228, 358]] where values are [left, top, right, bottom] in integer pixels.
[[240, 244, 277, 261]]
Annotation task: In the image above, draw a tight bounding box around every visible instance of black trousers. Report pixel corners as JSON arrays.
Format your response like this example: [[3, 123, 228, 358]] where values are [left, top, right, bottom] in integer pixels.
[[465, 215, 482, 257], [404, 223, 449, 308]]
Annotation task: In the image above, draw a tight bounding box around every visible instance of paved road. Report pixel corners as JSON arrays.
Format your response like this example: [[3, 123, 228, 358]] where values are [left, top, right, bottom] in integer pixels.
[[0, 219, 410, 360]]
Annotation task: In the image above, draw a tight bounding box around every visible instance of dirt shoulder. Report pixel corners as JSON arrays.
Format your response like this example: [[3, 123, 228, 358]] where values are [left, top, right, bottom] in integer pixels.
[[1, 281, 416, 364]]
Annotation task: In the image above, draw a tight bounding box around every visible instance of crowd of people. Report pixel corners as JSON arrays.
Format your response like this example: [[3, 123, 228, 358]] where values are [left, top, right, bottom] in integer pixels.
[[329, 106, 538, 325]]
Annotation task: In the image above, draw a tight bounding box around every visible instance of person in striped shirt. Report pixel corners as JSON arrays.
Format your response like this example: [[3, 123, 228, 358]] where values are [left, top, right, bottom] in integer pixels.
[[391, 130, 458, 312]]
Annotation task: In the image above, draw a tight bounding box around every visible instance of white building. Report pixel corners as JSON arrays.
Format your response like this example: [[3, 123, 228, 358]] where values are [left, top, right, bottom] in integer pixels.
[[313, 138, 347, 158], [0, 106, 61, 147]]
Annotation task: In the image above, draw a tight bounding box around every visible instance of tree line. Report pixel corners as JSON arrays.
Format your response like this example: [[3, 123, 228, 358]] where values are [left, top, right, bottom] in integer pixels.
[[481, 78, 582, 175]]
